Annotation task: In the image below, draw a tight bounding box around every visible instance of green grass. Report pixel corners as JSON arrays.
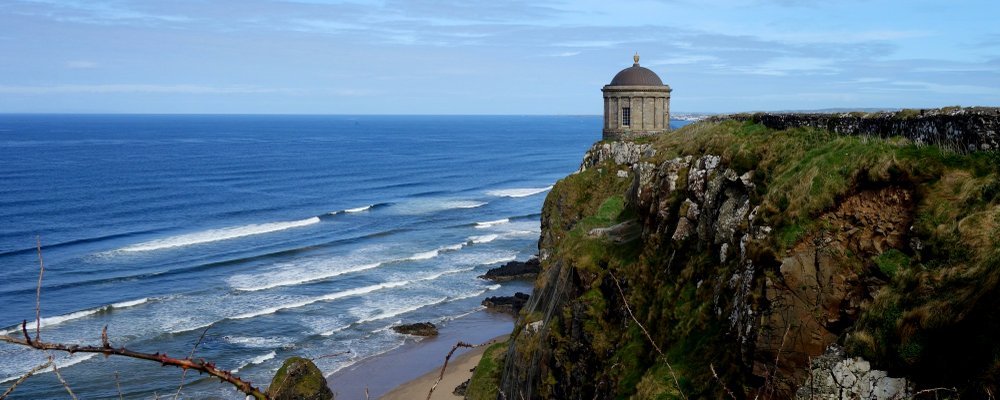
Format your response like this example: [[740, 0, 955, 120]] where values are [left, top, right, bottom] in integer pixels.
[[464, 341, 508, 400], [874, 249, 910, 279], [511, 119, 1000, 398]]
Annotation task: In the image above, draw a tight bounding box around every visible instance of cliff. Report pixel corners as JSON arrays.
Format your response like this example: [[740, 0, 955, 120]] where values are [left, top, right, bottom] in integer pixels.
[[495, 111, 1000, 399]]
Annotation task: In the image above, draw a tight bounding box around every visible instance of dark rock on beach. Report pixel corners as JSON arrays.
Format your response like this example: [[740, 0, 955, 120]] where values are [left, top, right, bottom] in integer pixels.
[[479, 258, 540, 281], [482, 292, 530, 316], [267, 356, 335, 400], [391, 322, 439, 336], [453, 378, 470, 396]]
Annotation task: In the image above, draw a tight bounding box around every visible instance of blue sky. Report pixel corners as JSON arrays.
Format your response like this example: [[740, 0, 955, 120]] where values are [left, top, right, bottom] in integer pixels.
[[1, 0, 997, 114]]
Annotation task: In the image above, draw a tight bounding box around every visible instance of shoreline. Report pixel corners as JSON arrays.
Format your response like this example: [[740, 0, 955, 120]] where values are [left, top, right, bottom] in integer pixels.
[[381, 334, 508, 400], [326, 309, 515, 399]]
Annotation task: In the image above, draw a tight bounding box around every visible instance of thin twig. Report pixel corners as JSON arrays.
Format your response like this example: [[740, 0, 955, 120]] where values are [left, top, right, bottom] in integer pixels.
[[0, 360, 52, 400], [0, 332, 269, 399], [49, 356, 78, 400], [114, 371, 123, 400], [609, 270, 686, 399], [174, 325, 212, 399], [710, 363, 737, 400], [34, 236, 45, 342], [906, 387, 958, 399], [427, 341, 475, 400]]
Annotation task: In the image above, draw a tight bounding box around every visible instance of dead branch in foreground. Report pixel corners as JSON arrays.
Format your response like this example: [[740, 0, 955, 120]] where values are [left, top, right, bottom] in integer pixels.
[[426, 341, 475, 400], [0, 322, 270, 400], [609, 270, 687, 399], [0, 360, 52, 400]]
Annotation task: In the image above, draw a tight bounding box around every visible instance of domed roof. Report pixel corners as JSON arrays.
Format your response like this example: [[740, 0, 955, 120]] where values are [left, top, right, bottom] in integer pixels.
[[609, 54, 663, 86]]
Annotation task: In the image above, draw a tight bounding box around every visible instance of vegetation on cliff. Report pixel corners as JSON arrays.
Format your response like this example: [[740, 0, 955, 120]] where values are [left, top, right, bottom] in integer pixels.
[[496, 119, 1000, 399]]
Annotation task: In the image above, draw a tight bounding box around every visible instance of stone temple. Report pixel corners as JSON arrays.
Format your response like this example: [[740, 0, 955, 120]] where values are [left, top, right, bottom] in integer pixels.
[[602, 54, 672, 140]]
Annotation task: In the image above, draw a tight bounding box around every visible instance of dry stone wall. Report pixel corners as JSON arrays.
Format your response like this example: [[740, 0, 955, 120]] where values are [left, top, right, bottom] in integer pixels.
[[709, 107, 1000, 153]]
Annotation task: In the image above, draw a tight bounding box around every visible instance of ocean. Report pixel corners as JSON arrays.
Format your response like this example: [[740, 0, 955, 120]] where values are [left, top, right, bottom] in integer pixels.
[[0, 115, 685, 398]]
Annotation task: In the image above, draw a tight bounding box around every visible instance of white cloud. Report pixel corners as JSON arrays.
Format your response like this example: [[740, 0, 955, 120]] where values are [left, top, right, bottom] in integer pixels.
[[732, 57, 839, 76]]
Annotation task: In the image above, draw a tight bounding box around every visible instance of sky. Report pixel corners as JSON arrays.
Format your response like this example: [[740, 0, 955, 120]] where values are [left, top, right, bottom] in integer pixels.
[[0, 0, 998, 114]]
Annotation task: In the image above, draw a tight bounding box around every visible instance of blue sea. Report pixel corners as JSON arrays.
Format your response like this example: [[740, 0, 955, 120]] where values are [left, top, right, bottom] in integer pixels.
[[0, 115, 686, 398]]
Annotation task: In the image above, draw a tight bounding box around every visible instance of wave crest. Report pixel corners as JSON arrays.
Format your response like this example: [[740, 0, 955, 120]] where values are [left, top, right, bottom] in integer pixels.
[[486, 186, 552, 198], [117, 217, 320, 253]]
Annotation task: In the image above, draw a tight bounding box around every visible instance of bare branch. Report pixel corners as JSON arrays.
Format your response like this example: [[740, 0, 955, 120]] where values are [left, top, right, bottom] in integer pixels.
[[0, 360, 52, 400], [710, 363, 737, 400], [114, 371, 123, 400], [34, 236, 45, 342], [609, 270, 686, 399], [174, 325, 212, 399], [426, 341, 475, 400], [49, 356, 78, 400], [0, 332, 270, 400]]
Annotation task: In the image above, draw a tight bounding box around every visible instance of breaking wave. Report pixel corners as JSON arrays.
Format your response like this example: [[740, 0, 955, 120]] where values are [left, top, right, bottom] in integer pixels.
[[486, 186, 552, 198], [117, 217, 320, 253]]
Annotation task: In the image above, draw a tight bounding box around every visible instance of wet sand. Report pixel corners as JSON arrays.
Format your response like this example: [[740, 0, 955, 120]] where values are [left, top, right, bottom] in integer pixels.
[[326, 310, 513, 399]]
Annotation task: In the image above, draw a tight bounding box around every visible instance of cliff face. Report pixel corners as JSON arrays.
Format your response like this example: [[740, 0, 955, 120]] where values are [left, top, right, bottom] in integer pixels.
[[499, 115, 1000, 399]]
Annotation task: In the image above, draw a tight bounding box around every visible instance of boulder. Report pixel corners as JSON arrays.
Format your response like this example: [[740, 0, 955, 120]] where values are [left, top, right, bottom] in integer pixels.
[[482, 292, 530, 316], [391, 322, 438, 337], [267, 356, 334, 400], [479, 258, 540, 281]]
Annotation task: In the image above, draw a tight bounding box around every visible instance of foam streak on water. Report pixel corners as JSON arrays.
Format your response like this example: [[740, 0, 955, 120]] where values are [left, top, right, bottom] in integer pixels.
[[117, 217, 320, 252]]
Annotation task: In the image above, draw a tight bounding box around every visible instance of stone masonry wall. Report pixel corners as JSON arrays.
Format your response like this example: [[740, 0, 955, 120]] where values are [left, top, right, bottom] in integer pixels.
[[708, 107, 1000, 153]]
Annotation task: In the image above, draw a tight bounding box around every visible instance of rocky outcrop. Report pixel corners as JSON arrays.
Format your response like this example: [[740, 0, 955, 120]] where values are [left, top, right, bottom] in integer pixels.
[[796, 345, 911, 400], [268, 357, 335, 400], [757, 187, 915, 393], [482, 293, 529, 316], [392, 322, 438, 336], [479, 258, 540, 281], [499, 113, 1000, 399], [579, 141, 655, 172], [710, 107, 1000, 153]]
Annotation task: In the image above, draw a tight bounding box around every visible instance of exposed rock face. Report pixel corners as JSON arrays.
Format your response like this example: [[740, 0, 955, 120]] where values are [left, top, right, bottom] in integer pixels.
[[392, 322, 439, 337], [482, 292, 530, 316], [268, 357, 335, 400], [499, 115, 1000, 399], [758, 187, 915, 393], [710, 107, 1000, 153], [796, 345, 911, 400], [479, 258, 541, 281], [579, 141, 655, 172]]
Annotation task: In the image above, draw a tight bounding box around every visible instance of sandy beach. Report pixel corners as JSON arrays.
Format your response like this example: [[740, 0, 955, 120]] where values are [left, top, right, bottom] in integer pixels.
[[326, 310, 515, 399], [380, 334, 507, 400]]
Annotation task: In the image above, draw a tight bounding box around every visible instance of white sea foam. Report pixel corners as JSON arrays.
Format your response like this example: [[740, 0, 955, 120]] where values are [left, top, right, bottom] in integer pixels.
[[231, 281, 409, 321], [486, 186, 552, 198], [223, 336, 287, 348], [357, 296, 448, 324], [231, 351, 277, 373], [230, 262, 382, 292], [408, 250, 439, 261], [117, 217, 320, 252], [449, 285, 502, 302], [479, 255, 517, 266], [392, 200, 487, 215], [0, 354, 100, 382], [475, 218, 509, 228], [319, 325, 351, 336], [468, 234, 498, 244], [330, 204, 374, 215], [439, 243, 465, 252], [418, 267, 475, 282], [0, 297, 150, 335]]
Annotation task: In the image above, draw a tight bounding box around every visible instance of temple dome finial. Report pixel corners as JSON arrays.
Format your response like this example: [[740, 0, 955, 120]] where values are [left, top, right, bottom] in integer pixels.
[[633, 52, 640, 65]]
